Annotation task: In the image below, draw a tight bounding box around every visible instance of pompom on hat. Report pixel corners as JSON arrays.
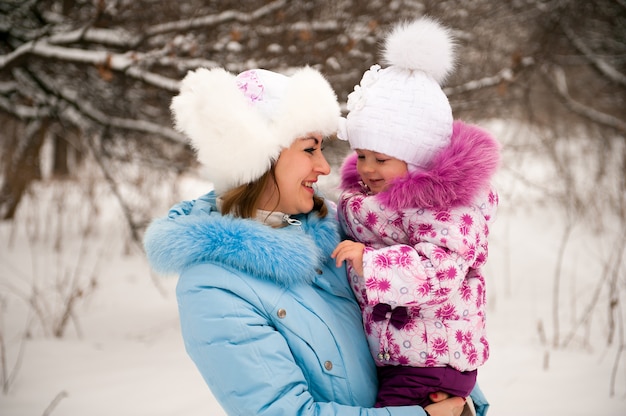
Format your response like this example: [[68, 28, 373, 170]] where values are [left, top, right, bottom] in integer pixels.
[[338, 17, 456, 170], [171, 66, 340, 193]]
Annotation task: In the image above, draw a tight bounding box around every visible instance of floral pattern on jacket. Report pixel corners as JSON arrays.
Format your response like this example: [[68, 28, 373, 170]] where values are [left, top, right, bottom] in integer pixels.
[[337, 121, 501, 372]]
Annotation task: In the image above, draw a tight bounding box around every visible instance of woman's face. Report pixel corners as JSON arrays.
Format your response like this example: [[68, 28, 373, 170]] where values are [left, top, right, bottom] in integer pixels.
[[355, 149, 408, 194], [259, 133, 331, 215]]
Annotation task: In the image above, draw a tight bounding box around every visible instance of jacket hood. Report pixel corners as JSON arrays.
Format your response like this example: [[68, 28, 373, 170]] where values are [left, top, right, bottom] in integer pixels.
[[339, 120, 500, 210], [143, 196, 340, 287]]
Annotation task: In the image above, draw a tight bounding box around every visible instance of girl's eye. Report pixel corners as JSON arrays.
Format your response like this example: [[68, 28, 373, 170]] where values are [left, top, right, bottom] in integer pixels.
[[305, 147, 317, 154], [376, 159, 388, 163]]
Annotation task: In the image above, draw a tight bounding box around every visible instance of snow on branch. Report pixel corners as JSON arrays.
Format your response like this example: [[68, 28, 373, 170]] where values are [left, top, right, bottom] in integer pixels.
[[150, 56, 220, 72], [544, 65, 626, 134], [45, 27, 137, 48], [0, 81, 17, 94], [124, 66, 180, 92], [0, 96, 51, 119], [97, 116, 186, 145], [62, 102, 186, 145], [0, 42, 180, 91], [144, 0, 287, 37], [27, 71, 186, 145], [0, 87, 185, 145], [444, 57, 535, 96], [560, 23, 626, 87]]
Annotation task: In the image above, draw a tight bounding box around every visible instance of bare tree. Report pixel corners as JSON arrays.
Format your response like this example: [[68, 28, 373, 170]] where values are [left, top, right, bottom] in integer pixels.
[[1, 0, 623, 226], [1, 0, 624, 280]]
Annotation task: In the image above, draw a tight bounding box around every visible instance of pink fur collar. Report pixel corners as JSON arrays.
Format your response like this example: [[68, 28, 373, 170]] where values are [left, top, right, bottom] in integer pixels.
[[339, 121, 501, 210]]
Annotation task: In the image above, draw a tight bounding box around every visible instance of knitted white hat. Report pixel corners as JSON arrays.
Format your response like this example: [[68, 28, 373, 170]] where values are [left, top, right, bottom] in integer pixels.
[[171, 66, 340, 192], [338, 17, 456, 170]]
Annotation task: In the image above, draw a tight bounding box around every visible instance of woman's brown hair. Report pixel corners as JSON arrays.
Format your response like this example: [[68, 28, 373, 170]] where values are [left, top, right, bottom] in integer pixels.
[[220, 164, 328, 220]]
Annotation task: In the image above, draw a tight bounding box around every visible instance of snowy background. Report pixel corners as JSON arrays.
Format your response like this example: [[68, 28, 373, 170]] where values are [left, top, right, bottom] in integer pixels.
[[1, 1, 624, 415], [1, 121, 625, 416]]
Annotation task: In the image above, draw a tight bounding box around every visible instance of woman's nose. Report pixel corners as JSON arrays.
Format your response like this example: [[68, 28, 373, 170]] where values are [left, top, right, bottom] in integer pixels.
[[316, 154, 331, 175]]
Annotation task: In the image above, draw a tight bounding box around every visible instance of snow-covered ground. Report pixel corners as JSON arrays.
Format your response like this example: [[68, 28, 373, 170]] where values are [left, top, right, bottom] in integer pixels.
[[1, 124, 625, 415]]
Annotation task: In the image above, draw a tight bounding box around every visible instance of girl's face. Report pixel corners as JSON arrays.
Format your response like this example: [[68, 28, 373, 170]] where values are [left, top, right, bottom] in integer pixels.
[[355, 149, 408, 194], [259, 133, 330, 215]]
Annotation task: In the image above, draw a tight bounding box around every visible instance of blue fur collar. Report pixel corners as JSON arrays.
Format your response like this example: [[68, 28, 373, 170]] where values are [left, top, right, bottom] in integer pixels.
[[143, 195, 340, 287]]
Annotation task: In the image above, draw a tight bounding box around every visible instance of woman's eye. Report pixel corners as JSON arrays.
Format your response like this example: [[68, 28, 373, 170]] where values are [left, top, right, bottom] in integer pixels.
[[305, 147, 316, 154]]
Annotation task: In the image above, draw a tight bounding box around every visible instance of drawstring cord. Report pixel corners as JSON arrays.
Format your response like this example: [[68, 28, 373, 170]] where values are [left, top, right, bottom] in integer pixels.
[[282, 214, 302, 226]]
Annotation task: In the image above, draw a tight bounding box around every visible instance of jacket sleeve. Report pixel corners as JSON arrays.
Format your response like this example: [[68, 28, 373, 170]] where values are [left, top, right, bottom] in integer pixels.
[[176, 264, 424, 416], [360, 217, 485, 307]]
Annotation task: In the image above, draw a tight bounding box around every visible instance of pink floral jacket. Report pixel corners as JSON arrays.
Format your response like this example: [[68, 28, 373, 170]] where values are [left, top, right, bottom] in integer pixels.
[[337, 121, 500, 372]]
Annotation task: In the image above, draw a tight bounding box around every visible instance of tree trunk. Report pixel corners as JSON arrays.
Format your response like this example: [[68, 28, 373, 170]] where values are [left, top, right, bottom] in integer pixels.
[[52, 135, 70, 178], [0, 119, 48, 220]]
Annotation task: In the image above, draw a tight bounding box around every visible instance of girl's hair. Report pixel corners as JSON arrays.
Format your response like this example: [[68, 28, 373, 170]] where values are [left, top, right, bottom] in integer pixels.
[[220, 164, 328, 220]]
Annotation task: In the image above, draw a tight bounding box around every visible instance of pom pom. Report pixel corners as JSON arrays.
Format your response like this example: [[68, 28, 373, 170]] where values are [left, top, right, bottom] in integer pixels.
[[382, 17, 456, 84]]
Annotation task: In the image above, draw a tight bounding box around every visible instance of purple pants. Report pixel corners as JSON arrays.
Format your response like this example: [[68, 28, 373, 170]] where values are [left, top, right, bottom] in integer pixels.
[[374, 365, 477, 408]]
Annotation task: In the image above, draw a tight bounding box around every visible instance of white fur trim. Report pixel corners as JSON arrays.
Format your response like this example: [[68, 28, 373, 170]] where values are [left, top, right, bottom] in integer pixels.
[[171, 68, 280, 192], [170, 67, 339, 193], [271, 67, 340, 150], [383, 17, 456, 84]]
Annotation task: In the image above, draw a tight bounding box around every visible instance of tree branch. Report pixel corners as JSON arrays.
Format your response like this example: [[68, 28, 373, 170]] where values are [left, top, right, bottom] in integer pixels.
[[0, 96, 52, 119], [444, 57, 535, 96], [1, 75, 184, 147], [27, 70, 186, 144], [560, 22, 626, 87], [542, 65, 626, 133], [44, 27, 136, 48], [143, 0, 287, 37], [0, 42, 180, 91]]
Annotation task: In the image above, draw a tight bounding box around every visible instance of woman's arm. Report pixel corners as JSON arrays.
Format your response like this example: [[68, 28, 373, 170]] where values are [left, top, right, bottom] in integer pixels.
[[176, 264, 424, 416]]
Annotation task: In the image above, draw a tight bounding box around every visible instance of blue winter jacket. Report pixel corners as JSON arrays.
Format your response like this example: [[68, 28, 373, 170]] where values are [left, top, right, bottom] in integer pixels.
[[144, 192, 489, 416]]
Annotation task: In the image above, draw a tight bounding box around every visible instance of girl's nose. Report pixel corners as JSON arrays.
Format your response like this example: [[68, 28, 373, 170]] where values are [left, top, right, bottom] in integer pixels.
[[360, 160, 374, 173]]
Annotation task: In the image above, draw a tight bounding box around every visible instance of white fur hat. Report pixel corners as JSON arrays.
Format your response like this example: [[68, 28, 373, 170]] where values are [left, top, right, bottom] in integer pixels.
[[338, 17, 456, 170], [171, 66, 340, 192]]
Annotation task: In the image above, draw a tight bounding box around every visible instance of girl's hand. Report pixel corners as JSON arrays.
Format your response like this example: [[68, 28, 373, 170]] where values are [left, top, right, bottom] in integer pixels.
[[424, 396, 466, 416], [331, 240, 365, 276]]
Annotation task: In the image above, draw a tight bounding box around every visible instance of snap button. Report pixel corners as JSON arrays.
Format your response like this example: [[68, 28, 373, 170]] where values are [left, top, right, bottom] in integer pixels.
[[324, 361, 333, 371], [315, 268, 323, 275], [277, 308, 286, 318]]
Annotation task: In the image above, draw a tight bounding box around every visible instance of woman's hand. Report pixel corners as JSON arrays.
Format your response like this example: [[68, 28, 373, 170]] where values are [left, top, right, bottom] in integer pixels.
[[424, 396, 466, 416], [331, 240, 365, 276]]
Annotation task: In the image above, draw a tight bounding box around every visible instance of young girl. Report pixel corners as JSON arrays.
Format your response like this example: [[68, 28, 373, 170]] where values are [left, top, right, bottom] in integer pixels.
[[332, 18, 500, 409]]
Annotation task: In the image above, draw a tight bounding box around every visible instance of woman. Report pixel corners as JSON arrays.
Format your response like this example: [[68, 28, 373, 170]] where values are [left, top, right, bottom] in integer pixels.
[[143, 65, 488, 415]]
